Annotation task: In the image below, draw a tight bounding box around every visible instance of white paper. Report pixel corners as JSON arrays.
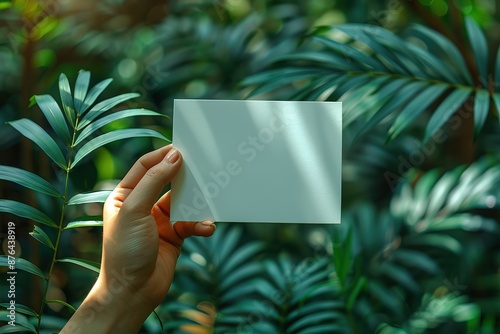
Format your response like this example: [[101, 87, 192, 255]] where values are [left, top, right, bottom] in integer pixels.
[[170, 99, 342, 224]]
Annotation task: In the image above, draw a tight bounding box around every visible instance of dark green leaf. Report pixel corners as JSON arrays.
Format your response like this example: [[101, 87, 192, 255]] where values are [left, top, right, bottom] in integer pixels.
[[0, 199, 57, 228], [77, 93, 141, 130], [8, 119, 67, 169], [496, 46, 500, 86], [494, 93, 500, 127], [74, 109, 166, 146], [424, 88, 472, 142], [409, 25, 472, 85], [67, 190, 112, 205], [425, 166, 466, 217], [64, 218, 103, 230], [59, 73, 75, 126], [379, 262, 420, 293], [465, 17, 488, 84], [287, 312, 336, 333], [388, 84, 447, 141], [0, 324, 36, 333], [404, 234, 462, 254], [71, 129, 169, 168], [74, 70, 90, 113], [80, 78, 113, 114], [57, 257, 100, 273], [473, 89, 490, 138], [391, 249, 439, 274], [0, 255, 45, 278], [46, 299, 76, 312], [34, 95, 71, 144], [0, 303, 38, 317], [0, 165, 61, 197], [29, 225, 55, 249], [220, 243, 263, 277]]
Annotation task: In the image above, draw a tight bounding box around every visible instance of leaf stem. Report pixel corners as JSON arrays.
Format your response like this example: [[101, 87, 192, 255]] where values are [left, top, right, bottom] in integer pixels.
[[36, 117, 79, 333]]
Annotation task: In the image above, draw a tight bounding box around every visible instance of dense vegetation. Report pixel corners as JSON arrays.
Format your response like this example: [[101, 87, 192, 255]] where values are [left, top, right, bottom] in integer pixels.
[[1, 0, 499, 333]]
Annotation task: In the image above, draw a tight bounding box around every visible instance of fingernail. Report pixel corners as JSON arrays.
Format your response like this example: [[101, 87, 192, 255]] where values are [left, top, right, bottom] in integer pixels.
[[201, 221, 216, 229], [166, 147, 180, 163]]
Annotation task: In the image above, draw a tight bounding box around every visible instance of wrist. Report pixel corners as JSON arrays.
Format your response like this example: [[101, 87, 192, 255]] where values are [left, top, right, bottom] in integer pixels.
[[61, 275, 155, 334]]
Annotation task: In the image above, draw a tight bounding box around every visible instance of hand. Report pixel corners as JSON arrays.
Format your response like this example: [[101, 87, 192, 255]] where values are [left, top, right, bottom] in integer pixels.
[[62, 145, 215, 334]]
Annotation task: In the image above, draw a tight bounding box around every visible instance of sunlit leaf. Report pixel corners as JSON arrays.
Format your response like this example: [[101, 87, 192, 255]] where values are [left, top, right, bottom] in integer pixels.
[[35, 95, 71, 144], [80, 78, 113, 114], [71, 129, 169, 168], [74, 70, 90, 113], [424, 88, 472, 142], [67, 190, 112, 205], [29, 225, 55, 249], [0, 199, 57, 228], [59, 73, 75, 126], [57, 257, 100, 273], [74, 109, 166, 146], [8, 119, 67, 169], [77, 93, 141, 130], [465, 17, 488, 84], [0, 165, 61, 197], [64, 218, 103, 230], [0, 255, 45, 278], [46, 300, 76, 312], [473, 89, 490, 138]]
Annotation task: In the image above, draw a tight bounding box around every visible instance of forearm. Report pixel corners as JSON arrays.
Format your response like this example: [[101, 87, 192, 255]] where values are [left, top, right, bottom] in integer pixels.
[[61, 278, 153, 334]]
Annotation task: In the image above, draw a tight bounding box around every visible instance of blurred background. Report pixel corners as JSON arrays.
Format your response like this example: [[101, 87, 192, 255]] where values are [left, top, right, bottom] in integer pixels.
[[1, 0, 500, 333]]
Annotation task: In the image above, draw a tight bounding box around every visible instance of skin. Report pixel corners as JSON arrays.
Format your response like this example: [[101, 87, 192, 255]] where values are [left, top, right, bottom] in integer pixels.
[[61, 145, 215, 334]]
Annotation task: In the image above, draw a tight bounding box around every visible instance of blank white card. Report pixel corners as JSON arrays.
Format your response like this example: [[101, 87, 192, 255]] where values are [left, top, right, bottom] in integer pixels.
[[170, 99, 342, 224]]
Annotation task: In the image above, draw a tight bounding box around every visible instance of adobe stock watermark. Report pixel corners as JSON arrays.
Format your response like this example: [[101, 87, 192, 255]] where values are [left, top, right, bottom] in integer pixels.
[[384, 95, 474, 191], [5, 222, 17, 327], [176, 110, 291, 220]]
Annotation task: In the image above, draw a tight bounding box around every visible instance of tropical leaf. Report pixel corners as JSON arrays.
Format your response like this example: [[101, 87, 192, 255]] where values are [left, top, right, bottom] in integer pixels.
[[80, 78, 113, 114], [465, 17, 488, 84], [64, 217, 103, 230], [0, 199, 57, 228], [74, 109, 166, 146], [73, 69, 90, 113], [57, 257, 100, 274], [34, 94, 71, 144], [58, 73, 75, 126], [46, 300, 76, 312], [77, 93, 140, 130], [0, 165, 61, 197], [0, 255, 45, 278], [67, 190, 112, 205], [0, 303, 38, 317], [8, 119, 67, 169], [244, 20, 495, 142], [29, 225, 55, 250], [71, 128, 169, 168]]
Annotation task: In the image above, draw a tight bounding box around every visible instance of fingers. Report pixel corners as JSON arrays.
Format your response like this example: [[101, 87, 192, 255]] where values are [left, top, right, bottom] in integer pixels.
[[121, 145, 182, 216], [154, 191, 215, 247]]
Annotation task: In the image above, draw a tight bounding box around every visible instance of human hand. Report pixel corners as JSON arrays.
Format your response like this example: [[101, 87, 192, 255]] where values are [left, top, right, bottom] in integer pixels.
[[62, 145, 215, 334]]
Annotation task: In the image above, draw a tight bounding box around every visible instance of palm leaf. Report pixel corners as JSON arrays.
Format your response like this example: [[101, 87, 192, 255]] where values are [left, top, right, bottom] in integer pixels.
[[57, 257, 100, 274], [0, 165, 61, 197], [79, 78, 113, 114], [58, 73, 75, 126], [465, 17, 488, 84], [73, 70, 90, 113], [8, 119, 67, 169], [71, 129, 169, 168], [0, 199, 57, 228], [0, 255, 45, 278], [33, 94, 71, 144], [77, 93, 140, 130], [67, 190, 112, 205], [74, 109, 166, 146], [29, 225, 55, 249]]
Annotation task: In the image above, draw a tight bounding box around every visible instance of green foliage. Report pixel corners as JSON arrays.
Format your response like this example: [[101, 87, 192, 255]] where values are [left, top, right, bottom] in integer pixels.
[[0, 70, 167, 332]]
